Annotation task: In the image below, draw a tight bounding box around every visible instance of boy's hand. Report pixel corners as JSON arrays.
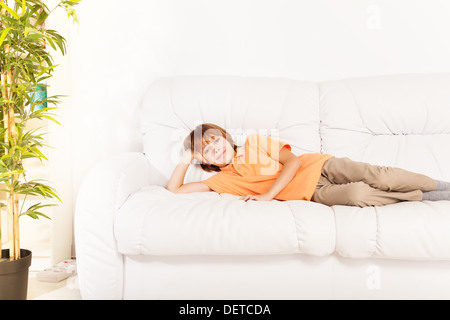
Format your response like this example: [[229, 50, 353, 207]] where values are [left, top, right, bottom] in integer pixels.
[[181, 149, 194, 164], [239, 193, 274, 202], [193, 151, 207, 165]]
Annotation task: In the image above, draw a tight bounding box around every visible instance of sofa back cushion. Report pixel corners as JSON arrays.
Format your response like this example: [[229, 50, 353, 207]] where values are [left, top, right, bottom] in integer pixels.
[[319, 73, 450, 180], [140, 76, 321, 185]]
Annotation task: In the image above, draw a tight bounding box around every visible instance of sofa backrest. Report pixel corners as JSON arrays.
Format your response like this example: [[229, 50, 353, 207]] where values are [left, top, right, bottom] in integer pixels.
[[140, 75, 321, 185], [140, 73, 450, 187], [319, 73, 450, 180]]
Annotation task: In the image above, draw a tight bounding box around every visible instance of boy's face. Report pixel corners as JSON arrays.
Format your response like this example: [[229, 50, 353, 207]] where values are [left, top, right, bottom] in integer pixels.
[[198, 135, 234, 167]]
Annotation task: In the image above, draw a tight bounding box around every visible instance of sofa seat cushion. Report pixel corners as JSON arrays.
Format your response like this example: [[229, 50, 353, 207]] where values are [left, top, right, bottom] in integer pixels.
[[114, 186, 335, 256], [334, 201, 450, 260]]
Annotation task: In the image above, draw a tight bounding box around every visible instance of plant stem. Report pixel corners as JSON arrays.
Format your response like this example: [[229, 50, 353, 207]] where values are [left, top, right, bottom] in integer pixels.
[[6, 195, 14, 260], [1, 0, 20, 260], [7, 77, 20, 260], [13, 193, 19, 259], [0, 203, 2, 253], [0, 4, 5, 255]]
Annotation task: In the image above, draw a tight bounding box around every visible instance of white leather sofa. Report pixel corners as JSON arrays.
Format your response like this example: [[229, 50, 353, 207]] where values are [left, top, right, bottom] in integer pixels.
[[75, 73, 450, 300]]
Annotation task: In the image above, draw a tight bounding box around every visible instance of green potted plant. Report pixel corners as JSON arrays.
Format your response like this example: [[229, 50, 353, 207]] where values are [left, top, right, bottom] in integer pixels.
[[0, 0, 81, 300]]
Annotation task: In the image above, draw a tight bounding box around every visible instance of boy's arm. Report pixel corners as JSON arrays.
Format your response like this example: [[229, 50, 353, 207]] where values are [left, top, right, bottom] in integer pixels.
[[166, 150, 193, 192], [240, 147, 301, 201], [166, 150, 212, 193], [264, 151, 302, 199]]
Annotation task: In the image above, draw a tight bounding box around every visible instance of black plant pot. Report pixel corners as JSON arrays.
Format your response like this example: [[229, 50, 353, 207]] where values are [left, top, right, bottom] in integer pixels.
[[0, 249, 32, 300]]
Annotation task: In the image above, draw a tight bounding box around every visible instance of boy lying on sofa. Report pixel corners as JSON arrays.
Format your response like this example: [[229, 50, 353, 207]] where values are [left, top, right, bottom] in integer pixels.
[[166, 123, 450, 207]]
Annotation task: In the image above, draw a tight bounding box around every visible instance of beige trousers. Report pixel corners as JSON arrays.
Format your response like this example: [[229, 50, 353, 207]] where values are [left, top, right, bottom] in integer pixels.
[[311, 157, 437, 207]]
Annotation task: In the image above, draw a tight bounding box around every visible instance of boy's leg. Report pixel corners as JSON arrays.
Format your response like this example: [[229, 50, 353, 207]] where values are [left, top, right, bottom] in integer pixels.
[[311, 177, 422, 207], [321, 157, 437, 193]]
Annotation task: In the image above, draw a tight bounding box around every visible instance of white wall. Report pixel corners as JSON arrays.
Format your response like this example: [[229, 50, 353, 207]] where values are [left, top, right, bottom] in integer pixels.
[[47, 0, 75, 264], [46, 0, 450, 260], [70, 0, 450, 185]]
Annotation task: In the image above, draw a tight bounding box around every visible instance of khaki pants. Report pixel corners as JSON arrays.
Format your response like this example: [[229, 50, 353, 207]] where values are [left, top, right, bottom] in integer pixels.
[[311, 157, 437, 207]]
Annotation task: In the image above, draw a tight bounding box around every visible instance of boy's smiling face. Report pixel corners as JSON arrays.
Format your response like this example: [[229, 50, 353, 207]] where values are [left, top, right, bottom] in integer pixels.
[[199, 135, 235, 167]]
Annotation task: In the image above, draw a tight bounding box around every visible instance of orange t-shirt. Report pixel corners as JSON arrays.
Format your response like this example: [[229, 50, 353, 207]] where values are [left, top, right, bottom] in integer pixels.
[[202, 134, 333, 201]]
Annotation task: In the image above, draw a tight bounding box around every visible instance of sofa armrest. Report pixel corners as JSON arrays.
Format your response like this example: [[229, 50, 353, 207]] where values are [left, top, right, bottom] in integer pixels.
[[74, 152, 152, 300]]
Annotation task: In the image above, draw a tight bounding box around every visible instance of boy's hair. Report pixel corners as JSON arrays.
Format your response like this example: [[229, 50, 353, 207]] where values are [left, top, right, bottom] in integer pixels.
[[184, 123, 238, 172]]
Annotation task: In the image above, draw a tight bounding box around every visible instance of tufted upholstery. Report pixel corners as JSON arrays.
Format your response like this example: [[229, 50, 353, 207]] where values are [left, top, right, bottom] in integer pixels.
[[319, 73, 450, 179], [139, 76, 321, 186]]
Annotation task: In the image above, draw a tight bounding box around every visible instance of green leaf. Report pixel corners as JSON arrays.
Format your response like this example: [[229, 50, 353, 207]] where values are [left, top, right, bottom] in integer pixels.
[[20, 0, 26, 18], [27, 32, 45, 40], [0, 27, 11, 47], [0, 2, 20, 19], [31, 146, 48, 161], [34, 7, 48, 27], [45, 34, 57, 50], [22, 203, 56, 220], [37, 64, 58, 77], [0, 169, 26, 178], [35, 114, 61, 125], [0, 97, 13, 104]]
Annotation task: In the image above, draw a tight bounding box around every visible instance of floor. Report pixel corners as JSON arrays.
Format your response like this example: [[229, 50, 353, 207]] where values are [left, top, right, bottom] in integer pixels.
[[28, 271, 82, 300]]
